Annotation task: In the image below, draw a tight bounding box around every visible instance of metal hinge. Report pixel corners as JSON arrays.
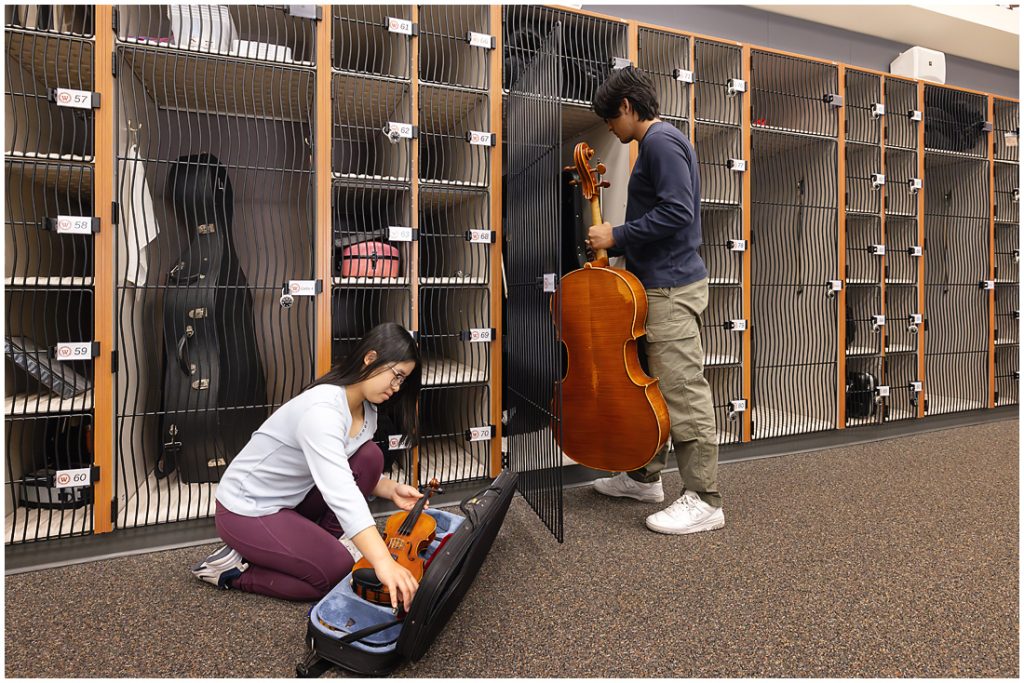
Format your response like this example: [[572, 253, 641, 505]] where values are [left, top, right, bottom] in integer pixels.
[[111, 7, 119, 33], [111, 201, 119, 226], [112, 54, 118, 78], [111, 350, 118, 374], [111, 498, 118, 521]]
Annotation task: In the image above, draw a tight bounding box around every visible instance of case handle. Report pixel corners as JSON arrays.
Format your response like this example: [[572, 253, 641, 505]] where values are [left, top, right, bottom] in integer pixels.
[[176, 325, 195, 376]]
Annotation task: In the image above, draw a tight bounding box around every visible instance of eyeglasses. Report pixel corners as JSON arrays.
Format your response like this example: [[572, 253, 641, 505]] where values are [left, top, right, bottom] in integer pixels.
[[387, 365, 407, 390]]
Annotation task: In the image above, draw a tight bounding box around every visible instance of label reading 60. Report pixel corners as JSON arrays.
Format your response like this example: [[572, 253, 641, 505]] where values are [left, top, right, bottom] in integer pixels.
[[55, 468, 92, 489]]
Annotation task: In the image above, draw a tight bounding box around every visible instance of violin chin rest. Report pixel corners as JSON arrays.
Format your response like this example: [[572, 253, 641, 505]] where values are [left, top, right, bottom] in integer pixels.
[[352, 567, 383, 591]]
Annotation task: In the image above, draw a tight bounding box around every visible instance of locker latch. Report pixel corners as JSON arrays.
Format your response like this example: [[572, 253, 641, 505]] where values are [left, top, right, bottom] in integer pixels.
[[870, 244, 886, 256], [981, 121, 994, 133], [727, 158, 746, 172], [1013, 188, 1019, 203], [908, 313, 922, 333], [871, 173, 886, 189], [826, 280, 843, 298], [908, 110, 922, 121], [871, 314, 886, 332], [723, 319, 748, 331], [910, 381, 923, 393], [908, 178, 922, 193], [907, 245, 923, 257], [538, 273, 558, 292], [823, 93, 843, 107], [871, 103, 885, 118], [876, 385, 890, 399], [979, 280, 996, 290], [385, 122, 416, 142], [610, 57, 632, 70], [727, 239, 747, 252], [727, 78, 746, 96]]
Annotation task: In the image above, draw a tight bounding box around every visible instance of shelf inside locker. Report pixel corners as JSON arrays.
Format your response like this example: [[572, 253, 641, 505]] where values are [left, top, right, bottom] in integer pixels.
[[118, 47, 314, 122], [923, 147, 988, 162], [419, 277, 489, 286], [751, 406, 833, 438], [5, 150, 93, 163], [884, 210, 918, 218], [708, 276, 742, 286], [994, 158, 1020, 166], [995, 337, 1018, 346], [421, 358, 488, 387], [705, 353, 742, 367], [417, 437, 490, 485], [332, 4, 412, 78], [846, 346, 882, 358], [5, 391, 94, 416], [5, 5, 94, 36], [925, 394, 987, 415], [4, 159, 93, 192], [561, 101, 603, 139], [419, 84, 490, 133], [332, 72, 411, 126], [117, 469, 218, 528], [885, 343, 918, 354], [846, 278, 881, 286], [115, 5, 316, 65], [333, 172, 412, 184], [887, 406, 919, 421], [4, 277, 94, 288], [5, 507, 92, 545], [6, 29, 94, 87], [332, 277, 410, 288]]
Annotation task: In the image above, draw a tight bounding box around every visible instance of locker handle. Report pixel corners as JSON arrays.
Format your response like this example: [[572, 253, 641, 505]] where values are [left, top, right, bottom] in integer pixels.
[[177, 326, 196, 376]]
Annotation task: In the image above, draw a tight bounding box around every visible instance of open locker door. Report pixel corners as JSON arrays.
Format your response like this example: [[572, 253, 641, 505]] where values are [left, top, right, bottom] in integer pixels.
[[502, 11, 565, 542]]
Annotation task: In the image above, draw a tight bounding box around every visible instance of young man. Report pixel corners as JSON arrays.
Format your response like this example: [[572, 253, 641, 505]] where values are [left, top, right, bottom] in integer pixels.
[[586, 66, 724, 535]]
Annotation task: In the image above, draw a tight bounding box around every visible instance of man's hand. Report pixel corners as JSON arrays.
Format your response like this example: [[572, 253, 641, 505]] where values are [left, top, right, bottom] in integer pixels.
[[586, 222, 616, 251]]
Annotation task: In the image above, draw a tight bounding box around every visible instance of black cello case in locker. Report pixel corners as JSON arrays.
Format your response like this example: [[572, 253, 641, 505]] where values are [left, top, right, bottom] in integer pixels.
[[157, 153, 267, 483], [297, 470, 519, 677]]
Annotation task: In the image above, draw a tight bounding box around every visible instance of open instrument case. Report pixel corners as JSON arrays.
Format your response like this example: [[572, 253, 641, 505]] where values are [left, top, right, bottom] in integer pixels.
[[296, 469, 518, 677]]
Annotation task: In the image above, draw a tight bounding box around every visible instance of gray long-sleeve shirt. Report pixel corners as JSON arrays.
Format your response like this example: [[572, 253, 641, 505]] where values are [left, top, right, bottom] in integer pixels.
[[215, 384, 379, 539], [611, 121, 708, 289]]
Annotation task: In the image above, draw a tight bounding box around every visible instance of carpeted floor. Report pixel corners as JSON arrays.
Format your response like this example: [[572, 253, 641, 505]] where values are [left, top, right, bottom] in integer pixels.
[[5, 419, 1019, 678]]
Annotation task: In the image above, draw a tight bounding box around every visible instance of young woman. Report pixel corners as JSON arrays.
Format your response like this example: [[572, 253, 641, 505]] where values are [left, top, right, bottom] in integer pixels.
[[190, 322, 423, 611]]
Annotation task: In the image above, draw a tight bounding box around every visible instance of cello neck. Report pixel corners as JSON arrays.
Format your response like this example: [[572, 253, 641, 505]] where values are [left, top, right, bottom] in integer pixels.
[[589, 194, 607, 262]]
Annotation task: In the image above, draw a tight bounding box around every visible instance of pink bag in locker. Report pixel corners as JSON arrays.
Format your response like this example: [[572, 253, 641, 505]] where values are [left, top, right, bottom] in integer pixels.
[[341, 241, 401, 278]]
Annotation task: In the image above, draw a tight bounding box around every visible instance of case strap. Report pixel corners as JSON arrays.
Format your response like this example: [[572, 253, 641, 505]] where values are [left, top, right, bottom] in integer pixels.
[[339, 618, 402, 645]]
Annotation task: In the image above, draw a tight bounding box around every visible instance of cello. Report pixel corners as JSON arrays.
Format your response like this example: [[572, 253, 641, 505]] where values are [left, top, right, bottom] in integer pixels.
[[552, 142, 671, 472]]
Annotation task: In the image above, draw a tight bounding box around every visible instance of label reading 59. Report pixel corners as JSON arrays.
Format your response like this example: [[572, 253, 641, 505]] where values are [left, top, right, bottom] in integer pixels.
[[54, 342, 96, 361]]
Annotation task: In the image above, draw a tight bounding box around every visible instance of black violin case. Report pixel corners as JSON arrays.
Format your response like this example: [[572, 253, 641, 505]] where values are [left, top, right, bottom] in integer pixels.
[[157, 153, 267, 483], [297, 469, 518, 677]]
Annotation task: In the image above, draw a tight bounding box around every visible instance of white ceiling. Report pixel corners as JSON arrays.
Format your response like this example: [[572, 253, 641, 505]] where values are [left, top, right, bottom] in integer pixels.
[[758, 4, 1019, 70]]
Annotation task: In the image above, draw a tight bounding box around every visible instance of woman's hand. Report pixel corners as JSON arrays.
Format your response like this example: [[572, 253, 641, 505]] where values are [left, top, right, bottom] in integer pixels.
[[390, 483, 423, 511], [375, 557, 419, 612]]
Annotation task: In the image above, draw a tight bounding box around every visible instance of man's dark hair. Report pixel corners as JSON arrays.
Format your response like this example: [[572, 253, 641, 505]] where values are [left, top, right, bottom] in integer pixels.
[[592, 66, 660, 121]]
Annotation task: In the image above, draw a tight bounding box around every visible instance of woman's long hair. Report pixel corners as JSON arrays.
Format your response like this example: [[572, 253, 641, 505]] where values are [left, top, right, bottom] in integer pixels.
[[306, 323, 421, 447]]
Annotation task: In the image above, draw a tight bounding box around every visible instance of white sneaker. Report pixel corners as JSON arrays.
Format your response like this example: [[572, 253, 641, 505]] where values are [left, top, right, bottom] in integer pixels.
[[339, 536, 363, 563], [593, 472, 665, 503], [645, 490, 725, 535], [190, 544, 249, 589]]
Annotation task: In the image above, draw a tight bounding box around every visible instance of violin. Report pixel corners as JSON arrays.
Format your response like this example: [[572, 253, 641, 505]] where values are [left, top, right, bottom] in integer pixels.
[[552, 142, 671, 472], [351, 478, 442, 609]]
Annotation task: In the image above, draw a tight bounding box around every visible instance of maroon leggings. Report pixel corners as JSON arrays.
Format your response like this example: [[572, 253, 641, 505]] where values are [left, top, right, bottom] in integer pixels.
[[215, 440, 383, 601]]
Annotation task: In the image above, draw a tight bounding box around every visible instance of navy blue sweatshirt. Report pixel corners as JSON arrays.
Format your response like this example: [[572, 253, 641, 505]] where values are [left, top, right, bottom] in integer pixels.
[[611, 121, 707, 289]]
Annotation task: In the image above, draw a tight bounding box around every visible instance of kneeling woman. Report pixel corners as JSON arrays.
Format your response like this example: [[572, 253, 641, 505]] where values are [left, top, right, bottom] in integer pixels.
[[191, 323, 423, 611]]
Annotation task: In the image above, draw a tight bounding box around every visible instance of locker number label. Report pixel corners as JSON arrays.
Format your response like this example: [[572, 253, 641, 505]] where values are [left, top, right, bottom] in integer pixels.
[[387, 122, 414, 139], [387, 17, 413, 35], [877, 385, 891, 398], [54, 342, 95, 361], [468, 425, 493, 442], [1006, 131, 1019, 148], [468, 229, 494, 244], [542, 273, 557, 292], [55, 468, 92, 488], [468, 130, 494, 146], [466, 328, 493, 343], [388, 226, 415, 242], [54, 88, 94, 109], [55, 215, 95, 235], [468, 31, 494, 49], [387, 434, 410, 450], [288, 280, 318, 296]]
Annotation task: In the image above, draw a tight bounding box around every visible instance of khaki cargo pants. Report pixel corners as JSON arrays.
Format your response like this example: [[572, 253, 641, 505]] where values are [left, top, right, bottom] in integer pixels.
[[629, 278, 722, 508]]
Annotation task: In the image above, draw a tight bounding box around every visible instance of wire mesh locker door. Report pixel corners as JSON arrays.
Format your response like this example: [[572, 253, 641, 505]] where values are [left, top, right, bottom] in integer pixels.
[[6, 12, 98, 544], [112, 36, 317, 528], [503, 11, 564, 541]]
